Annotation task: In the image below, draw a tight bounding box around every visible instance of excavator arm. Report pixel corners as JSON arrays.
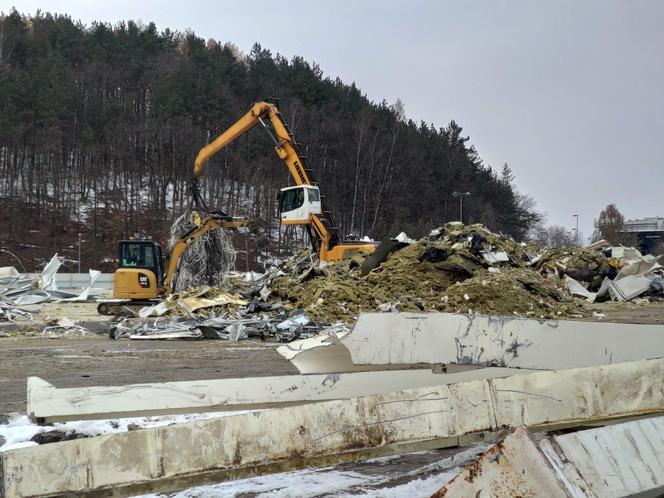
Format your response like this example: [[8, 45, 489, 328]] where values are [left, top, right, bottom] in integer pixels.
[[193, 102, 339, 256], [162, 214, 248, 294], [194, 102, 312, 185]]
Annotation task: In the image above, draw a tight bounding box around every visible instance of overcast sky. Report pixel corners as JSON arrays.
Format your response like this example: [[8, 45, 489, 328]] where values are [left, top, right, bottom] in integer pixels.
[[5, 0, 664, 240]]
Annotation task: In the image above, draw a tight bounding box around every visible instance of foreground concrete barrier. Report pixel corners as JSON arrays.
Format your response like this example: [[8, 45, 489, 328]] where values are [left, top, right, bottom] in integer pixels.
[[3, 358, 664, 497]]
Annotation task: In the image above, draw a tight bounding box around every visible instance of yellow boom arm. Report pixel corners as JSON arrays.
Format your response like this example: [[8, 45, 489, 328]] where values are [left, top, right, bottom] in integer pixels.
[[193, 101, 337, 257]]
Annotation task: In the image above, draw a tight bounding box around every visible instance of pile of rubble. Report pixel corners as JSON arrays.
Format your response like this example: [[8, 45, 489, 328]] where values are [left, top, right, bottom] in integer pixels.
[[111, 222, 664, 340], [111, 282, 327, 342], [267, 223, 577, 321], [537, 244, 663, 303], [0, 255, 101, 323]]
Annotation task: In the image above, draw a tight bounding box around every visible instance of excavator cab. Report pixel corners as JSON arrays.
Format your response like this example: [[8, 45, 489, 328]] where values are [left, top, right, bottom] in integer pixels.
[[279, 185, 322, 224], [113, 240, 164, 299]]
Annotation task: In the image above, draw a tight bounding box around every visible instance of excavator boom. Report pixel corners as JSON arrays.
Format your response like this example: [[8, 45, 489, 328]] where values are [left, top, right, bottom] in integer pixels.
[[194, 102, 312, 185], [193, 101, 376, 261]]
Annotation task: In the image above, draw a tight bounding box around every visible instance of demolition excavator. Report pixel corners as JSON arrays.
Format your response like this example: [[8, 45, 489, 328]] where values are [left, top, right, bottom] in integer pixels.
[[192, 100, 377, 261], [97, 212, 250, 315]]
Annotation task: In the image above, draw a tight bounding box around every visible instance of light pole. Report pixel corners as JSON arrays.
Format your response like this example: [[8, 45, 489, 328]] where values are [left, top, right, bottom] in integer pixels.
[[77, 196, 82, 274], [573, 214, 579, 245], [453, 191, 471, 223]]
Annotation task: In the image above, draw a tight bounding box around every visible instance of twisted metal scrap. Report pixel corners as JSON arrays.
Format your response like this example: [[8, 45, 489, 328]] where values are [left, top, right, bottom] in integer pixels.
[[169, 210, 236, 292]]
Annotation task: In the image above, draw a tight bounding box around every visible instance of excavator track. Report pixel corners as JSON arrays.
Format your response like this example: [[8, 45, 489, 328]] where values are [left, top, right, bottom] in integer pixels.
[[96, 300, 156, 316]]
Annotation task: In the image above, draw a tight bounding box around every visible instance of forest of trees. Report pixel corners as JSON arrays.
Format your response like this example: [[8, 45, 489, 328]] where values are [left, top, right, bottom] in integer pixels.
[[0, 10, 541, 271]]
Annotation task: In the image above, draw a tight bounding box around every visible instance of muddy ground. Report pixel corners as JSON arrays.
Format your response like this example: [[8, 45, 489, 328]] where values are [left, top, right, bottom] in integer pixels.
[[0, 337, 297, 414], [1, 301, 663, 415]]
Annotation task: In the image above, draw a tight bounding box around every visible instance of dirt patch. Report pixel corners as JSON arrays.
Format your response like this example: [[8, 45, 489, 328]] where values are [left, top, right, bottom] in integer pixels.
[[0, 337, 297, 414]]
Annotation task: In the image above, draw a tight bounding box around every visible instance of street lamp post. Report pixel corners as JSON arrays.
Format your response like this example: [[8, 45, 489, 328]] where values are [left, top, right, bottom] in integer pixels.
[[452, 191, 471, 223], [573, 214, 579, 245]]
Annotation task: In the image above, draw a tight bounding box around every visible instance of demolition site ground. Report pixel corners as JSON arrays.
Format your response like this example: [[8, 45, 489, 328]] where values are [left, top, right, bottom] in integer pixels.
[[1, 300, 663, 415]]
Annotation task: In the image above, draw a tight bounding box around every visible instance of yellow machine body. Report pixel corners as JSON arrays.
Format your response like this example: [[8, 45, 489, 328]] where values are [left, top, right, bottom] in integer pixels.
[[113, 268, 160, 300]]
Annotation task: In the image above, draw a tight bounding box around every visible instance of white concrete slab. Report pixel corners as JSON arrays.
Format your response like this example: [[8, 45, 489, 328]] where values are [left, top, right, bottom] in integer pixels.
[[437, 416, 664, 497], [343, 312, 664, 369], [28, 366, 533, 422], [3, 358, 664, 497]]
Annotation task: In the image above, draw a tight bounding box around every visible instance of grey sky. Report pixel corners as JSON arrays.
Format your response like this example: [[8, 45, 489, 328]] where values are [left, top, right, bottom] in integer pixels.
[[5, 0, 664, 240]]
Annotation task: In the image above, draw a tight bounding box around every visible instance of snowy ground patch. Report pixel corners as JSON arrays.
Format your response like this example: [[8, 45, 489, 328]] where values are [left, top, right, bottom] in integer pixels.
[[0, 410, 254, 453]]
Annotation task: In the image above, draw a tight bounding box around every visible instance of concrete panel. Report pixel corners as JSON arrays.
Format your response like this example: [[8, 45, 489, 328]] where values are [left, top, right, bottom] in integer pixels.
[[345, 312, 664, 369], [432, 427, 568, 497], [3, 358, 664, 497], [435, 416, 664, 497], [28, 367, 534, 422], [540, 416, 664, 497]]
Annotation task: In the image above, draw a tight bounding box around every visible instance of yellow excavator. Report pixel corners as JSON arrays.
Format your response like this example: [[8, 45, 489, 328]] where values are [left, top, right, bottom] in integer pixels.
[[193, 100, 377, 261], [97, 212, 249, 314]]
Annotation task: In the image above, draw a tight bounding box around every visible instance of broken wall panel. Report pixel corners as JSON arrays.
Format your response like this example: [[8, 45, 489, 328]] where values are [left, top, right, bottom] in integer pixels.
[[3, 358, 664, 497], [431, 427, 569, 497], [28, 367, 533, 422], [539, 416, 664, 497], [434, 416, 664, 497], [345, 312, 664, 369], [275, 330, 480, 374]]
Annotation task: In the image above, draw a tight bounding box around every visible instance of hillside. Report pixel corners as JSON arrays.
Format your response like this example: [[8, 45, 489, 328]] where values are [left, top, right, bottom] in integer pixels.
[[0, 10, 540, 271]]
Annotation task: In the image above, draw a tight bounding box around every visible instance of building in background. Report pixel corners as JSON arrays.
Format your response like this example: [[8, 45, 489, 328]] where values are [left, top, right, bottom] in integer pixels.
[[621, 217, 664, 254]]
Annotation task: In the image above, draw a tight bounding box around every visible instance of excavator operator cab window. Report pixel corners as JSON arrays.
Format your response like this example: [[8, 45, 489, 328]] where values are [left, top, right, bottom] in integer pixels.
[[279, 186, 322, 224], [307, 187, 320, 202], [280, 188, 305, 213], [119, 241, 161, 283]]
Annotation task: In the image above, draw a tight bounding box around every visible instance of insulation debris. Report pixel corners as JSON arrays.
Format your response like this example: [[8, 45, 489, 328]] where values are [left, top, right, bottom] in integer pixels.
[[266, 223, 580, 321]]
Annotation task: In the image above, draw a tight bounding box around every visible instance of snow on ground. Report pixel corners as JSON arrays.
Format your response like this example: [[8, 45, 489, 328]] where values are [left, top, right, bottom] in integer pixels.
[[0, 410, 254, 453], [134, 445, 487, 498]]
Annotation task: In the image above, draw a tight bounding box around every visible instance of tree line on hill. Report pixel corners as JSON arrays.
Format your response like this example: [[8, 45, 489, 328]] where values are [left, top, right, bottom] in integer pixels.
[[0, 10, 541, 270]]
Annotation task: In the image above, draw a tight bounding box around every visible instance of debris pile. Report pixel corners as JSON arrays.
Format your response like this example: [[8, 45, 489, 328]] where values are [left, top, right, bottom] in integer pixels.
[[266, 222, 578, 321], [111, 284, 327, 342], [0, 255, 101, 322], [540, 245, 664, 303], [535, 246, 618, 290], [111, 222, 664, 338], [438, 268, 580, 317]]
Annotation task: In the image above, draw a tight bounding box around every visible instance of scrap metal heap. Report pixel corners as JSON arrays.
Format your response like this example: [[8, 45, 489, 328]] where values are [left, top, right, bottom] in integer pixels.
[[168, 210, 237, 292], [110, 221, 664, 340]]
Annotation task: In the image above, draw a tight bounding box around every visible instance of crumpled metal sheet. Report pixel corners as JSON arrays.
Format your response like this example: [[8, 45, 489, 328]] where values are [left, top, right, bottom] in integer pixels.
[[0, 301, 33, 322], [42, 318, 90, 337], [0, 257, 102, 317], [111, 311, 324, 342]]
